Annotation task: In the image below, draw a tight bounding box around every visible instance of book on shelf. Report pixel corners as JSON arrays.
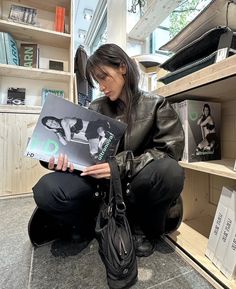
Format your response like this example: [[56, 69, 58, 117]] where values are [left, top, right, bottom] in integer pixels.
[[172, 99, 221, 162], [24, 95, 127, 171], [212, 190, 236, 272], [0, 32, 7, 64], [220, 206, 236, 280], [20, 43, 39, 68], [7, 88, 26, 105], [205, 186, 233, 261], [8, 4, 37, 25], [0, 32, 19, 65], [41, 88, 64, 106], [54, 6, 65, 33]]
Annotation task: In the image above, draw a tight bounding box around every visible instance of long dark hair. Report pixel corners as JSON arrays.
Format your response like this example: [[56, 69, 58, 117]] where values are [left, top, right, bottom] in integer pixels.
[[85, 43, 141, 124], [202, 104, 211, 122], [41, 116, 61, 129]]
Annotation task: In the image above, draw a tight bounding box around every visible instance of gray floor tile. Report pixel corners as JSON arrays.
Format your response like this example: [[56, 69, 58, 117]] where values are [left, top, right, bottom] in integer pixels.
[[0, 196, 35, 289], [0, 196, 215, 289]]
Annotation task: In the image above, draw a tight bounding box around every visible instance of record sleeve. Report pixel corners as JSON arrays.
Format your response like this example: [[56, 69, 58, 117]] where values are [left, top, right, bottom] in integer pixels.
[[24, 94, 127, 171]]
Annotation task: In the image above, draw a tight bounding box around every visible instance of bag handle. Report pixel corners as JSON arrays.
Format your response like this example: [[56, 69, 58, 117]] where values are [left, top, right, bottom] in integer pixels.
[[108, 157, 125, 212]]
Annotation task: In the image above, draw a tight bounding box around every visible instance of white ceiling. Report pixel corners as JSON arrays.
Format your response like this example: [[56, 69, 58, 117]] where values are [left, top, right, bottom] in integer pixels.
[[74, 0, 99, 49]]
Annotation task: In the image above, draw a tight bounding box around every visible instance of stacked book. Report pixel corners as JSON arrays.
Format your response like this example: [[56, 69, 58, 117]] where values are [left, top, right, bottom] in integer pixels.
[[206, 186, 236, 280], [8, 4, 37, 25], [54, 6, 65, 33], [0, 32, 19, 65]]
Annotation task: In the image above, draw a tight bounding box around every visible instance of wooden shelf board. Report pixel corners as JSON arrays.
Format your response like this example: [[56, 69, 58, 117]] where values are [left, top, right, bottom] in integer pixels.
[[0, 19, 71, 48], [166, 217, 236, 289], [0, 105, 41, 114], [128, 0, 180, 41], [0, 64, 71, 82], [179, 158, 236, 180], [156, 55, 236, 102], [12, 0, 71, 13]]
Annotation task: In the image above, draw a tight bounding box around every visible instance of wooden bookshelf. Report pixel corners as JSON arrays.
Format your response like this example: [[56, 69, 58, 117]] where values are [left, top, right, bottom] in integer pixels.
[[164, 218, 235, 289], [0, 0, 74, 197], [157, 55, 236, 288]]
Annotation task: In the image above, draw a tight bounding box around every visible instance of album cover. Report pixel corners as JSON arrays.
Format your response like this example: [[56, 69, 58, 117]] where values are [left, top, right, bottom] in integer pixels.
[[173, 99, 221, 162], [7, 88, 26, 105], [24, 94, 127, 171]]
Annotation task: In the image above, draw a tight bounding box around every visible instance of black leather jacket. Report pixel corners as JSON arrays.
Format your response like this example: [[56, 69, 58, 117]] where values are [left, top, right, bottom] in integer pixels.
[[89, 91, 184, 179]]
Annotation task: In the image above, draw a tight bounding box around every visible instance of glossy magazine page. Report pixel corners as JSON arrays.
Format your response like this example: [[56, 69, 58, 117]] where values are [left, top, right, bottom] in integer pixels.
[[24, 94, 127, 171]]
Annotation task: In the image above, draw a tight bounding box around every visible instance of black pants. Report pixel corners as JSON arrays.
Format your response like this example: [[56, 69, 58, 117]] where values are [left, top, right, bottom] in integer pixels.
[[33, 157, 184, 239]]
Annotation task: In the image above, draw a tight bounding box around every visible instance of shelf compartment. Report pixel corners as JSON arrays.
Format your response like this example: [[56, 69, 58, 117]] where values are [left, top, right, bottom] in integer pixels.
[[156, 54, 236, 102], [165, 217, 236, 289], [0, 64, 71, 82], [8, 0, 71, 14], [179, 158, 236, 180], [0, 19, 71, 48], [0, 105, 41, 114]]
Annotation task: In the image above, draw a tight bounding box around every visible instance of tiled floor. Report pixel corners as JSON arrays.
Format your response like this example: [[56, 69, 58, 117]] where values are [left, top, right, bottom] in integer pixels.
[[0, 196, 215, 289]]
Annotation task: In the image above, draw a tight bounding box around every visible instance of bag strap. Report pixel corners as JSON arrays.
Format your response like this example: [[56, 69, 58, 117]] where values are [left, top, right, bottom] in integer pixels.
[[108, 157, 125, 212]]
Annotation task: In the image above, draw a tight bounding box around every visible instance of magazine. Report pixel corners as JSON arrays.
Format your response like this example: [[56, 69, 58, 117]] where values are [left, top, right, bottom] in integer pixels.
[[24, 94, 127, 171]]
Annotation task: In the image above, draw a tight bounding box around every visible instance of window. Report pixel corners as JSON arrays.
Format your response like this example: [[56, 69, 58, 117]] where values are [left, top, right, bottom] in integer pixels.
[[150, 0, 212, 56]]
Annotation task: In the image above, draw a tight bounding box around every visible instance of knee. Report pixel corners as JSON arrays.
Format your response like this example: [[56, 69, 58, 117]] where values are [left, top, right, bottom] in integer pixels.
[[151, 157, 185, 194], [32, 173, 63, 210]]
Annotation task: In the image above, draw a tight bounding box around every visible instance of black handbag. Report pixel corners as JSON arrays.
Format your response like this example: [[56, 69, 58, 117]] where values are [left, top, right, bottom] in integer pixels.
[[95, 157, 138, 289]]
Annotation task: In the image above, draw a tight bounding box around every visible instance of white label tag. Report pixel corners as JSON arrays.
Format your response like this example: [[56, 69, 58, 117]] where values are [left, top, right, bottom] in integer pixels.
[[215, 48, 228, 63]]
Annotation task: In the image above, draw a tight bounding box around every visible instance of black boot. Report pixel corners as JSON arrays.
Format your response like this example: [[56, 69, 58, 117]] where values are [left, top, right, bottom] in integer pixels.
[[133, 234, 156, 257], [164, 195, 183, 235]]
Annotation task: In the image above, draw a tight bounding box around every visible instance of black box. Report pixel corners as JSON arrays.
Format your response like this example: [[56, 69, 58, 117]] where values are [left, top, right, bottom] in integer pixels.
[[7, 87, 26, 105], [49, 60, 64, 71]]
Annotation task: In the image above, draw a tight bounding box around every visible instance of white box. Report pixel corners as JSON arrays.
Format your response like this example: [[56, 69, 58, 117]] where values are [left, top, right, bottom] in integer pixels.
[[220, 190, 236, 279], [212, 190, 236, 270], [205, 186, 233, 261]]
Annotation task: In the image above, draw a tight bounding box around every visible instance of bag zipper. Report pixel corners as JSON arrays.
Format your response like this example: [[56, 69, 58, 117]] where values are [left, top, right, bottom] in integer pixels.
[[119, 234, 127, 256]]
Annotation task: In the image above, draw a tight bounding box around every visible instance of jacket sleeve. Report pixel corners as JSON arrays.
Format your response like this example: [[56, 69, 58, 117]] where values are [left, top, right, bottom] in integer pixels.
[[115, 99, 184, 178]]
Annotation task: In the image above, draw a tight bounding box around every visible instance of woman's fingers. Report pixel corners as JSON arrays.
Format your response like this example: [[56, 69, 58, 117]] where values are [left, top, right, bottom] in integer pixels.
[[48, 153, 74, 172], [48, 156, 55, 170], [81, 163, 111, 179]]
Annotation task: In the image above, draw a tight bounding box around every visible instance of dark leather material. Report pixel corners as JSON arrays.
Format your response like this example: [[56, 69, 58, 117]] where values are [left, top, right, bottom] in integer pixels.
[[89, 91, 185, 179]]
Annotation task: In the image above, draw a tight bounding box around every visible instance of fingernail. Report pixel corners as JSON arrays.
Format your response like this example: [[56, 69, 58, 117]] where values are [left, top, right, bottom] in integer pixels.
[[80, 173, 85, 176]]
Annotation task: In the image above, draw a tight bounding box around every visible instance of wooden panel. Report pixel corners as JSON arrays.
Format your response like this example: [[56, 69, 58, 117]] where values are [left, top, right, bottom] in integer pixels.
[[180, 159, 236, 180], [156, 55, 236, 101], [128, 0, 181, 41], [0, 64, 71, 82], [0, 19, 71, 48], [0, 112, 48, 196], [181, 169, 210, 221], [209, 175, 236, 206], [2, 0, 71, 15]]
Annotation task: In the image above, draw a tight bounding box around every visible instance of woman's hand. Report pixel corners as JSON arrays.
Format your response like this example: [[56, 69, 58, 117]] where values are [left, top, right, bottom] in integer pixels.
[[48, 154, 74, 172], [81, 163, 111, 179]]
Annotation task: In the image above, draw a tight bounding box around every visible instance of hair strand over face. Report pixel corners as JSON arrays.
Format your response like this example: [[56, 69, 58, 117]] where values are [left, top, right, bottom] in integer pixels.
[[86, 43, 141, 126]]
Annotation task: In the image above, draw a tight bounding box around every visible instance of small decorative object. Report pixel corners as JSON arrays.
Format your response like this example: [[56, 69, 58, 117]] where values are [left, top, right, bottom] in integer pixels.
[[8, 4, 37, 25], [128, 0, 147, 15], [49, 60, 64, 71], [41, 88, 64, 106], [7, 88, 26, 105]]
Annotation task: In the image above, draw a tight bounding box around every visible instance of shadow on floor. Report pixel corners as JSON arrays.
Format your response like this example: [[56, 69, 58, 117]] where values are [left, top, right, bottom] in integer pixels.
[[0, 196, 214, 289]]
